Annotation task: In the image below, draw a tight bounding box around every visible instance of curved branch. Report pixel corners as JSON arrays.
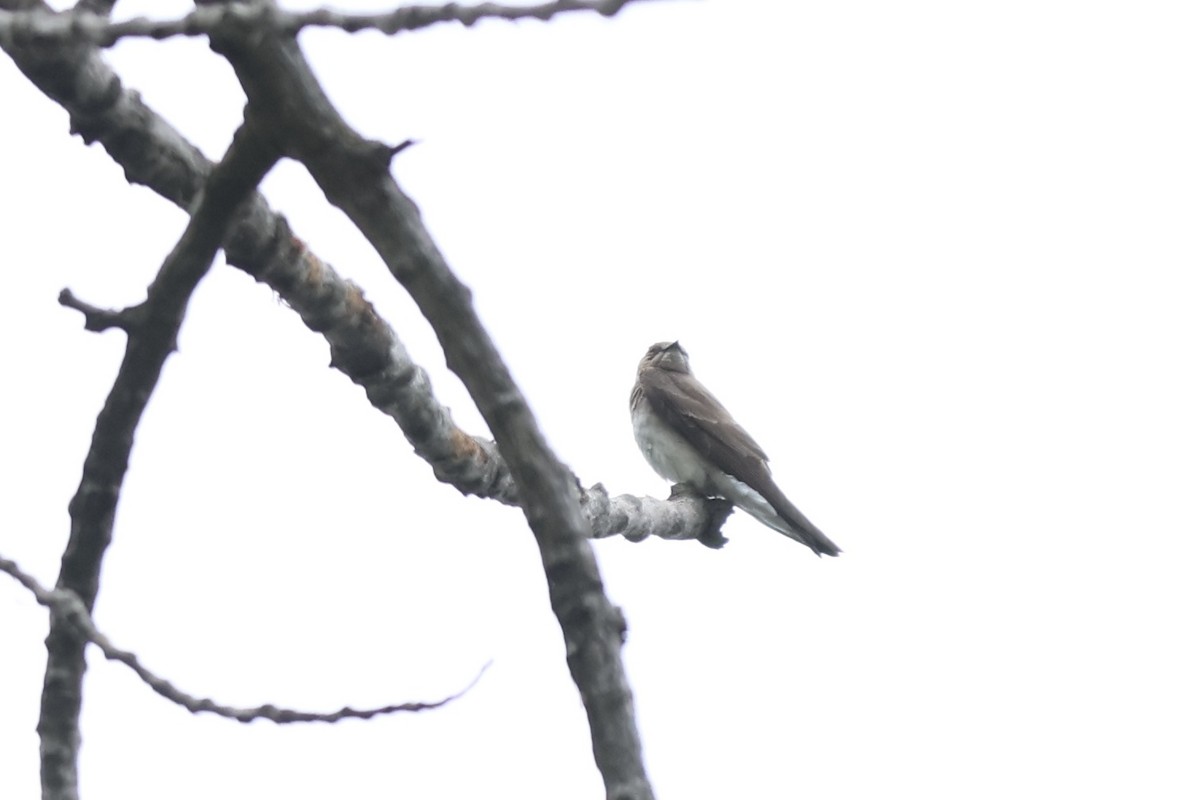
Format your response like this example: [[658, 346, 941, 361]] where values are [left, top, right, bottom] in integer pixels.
[[2, 555, 485, 724]]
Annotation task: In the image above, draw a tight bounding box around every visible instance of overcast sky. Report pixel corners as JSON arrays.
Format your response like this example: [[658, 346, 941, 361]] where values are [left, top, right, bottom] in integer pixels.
[[3, 1, 1199, 798]]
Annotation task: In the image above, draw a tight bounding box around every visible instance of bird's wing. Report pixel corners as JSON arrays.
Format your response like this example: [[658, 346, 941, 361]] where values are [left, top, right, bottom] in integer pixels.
[[638, 368, 771, 480], [639, 368, 842, 557]]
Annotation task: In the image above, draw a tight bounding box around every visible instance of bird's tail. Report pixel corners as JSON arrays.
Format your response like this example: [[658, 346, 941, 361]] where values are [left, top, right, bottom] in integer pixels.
[[719, 476, 841, 556], [771, 500, 841, 557]]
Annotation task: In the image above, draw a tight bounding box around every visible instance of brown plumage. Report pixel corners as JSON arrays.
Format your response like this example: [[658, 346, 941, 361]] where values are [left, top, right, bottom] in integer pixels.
[[631, 341, 840, 557]]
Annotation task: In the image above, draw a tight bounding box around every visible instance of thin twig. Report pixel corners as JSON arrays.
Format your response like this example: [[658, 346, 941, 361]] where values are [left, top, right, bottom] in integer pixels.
[[2, 554, 486, 723], [57, 288, 138, 333], [0, 0, 669, 47]]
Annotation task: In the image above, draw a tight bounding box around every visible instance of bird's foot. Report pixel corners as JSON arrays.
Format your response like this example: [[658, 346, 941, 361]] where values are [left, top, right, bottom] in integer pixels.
[[698, 497, 733, 549], [669, 484, 732, 549], [668, 482, 704, 501]]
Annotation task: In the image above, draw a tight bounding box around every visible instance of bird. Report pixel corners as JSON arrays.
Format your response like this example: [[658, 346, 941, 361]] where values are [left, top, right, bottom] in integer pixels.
[[630, 341, 840, 556]]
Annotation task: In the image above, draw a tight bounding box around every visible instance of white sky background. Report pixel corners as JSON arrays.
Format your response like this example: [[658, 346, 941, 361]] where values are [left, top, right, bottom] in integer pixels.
[[2, 1, 1199, 797]]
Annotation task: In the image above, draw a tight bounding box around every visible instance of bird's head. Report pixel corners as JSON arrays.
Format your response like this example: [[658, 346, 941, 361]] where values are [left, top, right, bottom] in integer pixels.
[[640, 341, 690, 375]]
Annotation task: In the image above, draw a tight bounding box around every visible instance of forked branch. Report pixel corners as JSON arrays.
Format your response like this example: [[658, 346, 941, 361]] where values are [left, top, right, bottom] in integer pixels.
[[40, 115, 281, 800]]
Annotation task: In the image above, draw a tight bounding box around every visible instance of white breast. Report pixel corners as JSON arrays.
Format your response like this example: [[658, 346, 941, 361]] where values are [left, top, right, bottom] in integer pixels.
[[632, 400, 789, 535], [631, 402, 714, 487]]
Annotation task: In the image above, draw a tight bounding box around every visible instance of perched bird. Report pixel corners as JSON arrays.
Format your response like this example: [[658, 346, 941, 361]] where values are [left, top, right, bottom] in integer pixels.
[[630, 341, 840, 556]]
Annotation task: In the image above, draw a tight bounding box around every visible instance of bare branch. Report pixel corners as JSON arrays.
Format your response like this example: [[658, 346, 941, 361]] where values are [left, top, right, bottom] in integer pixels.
[[37, 117, 281, 800], [57, 288, 139, 333], [387, 137, 419, 158], [206, 12, 654, 797], [0, 0, 728, 551], [0, 0, 667, 47], [3, 0, 521, 503], [587, 485, 733, 549], [1, 554, 485, 724]]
